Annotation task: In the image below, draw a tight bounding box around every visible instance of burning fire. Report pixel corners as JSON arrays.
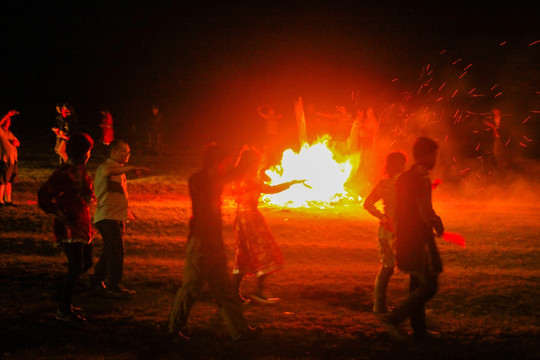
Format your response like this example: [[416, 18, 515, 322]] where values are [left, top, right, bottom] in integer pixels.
[[263, 137, 359, 208]]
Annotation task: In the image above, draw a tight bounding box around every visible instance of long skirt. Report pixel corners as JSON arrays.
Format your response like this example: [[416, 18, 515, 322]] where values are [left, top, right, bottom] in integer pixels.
[[233, 209, 284, 277]]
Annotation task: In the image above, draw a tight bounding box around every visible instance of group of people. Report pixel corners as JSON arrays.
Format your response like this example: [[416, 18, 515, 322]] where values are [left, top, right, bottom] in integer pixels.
[[168, 135, 446, 343], [38, 135, 149, 321], [364, 137, 444, 342], [5, 99, 446, 342]]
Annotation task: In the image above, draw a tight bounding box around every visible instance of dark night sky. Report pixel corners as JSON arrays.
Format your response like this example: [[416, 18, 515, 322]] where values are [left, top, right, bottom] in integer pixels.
[[1, 1, 538, 150]]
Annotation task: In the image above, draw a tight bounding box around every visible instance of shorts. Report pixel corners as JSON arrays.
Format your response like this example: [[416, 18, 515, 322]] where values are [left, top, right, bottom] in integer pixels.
[[0, 161, 17, 185]]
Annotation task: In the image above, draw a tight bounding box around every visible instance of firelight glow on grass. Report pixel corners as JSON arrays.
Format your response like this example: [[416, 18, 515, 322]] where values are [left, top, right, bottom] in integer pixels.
[[263, 138, 356, 207]]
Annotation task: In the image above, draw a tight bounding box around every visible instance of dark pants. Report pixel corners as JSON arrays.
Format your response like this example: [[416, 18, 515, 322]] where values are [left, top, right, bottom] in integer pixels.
[[387, 270, 439, 335], [59, 243, 93, 312], [94, 220, 125, 289], [168, 237, 248, 340]]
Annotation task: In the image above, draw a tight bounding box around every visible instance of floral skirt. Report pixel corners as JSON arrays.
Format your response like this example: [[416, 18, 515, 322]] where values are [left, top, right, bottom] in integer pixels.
[[233, 209, 284, 277]]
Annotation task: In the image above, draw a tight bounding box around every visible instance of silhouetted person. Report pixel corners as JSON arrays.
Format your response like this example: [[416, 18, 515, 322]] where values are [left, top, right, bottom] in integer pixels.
[[38, 133, 95, 322], [167, 143, 261, 342], [381, 137, 444, 342], [364, 152, 407, 314]]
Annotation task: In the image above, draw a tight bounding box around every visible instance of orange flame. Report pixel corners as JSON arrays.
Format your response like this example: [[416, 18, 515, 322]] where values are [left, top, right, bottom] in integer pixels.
[[263, 137, 359, 208]]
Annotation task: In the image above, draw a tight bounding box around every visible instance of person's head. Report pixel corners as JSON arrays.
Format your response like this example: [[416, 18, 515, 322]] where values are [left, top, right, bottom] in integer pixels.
[[385, 151, 407, 177], [413, 137, 438, 170], [109, 139, 130, 164], [202, 142, 226, 169], [235, 146, 261, 174], [66, 133, 94, 164]]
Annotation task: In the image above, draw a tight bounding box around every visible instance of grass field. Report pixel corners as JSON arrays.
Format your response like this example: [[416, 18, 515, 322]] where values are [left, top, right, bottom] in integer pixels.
[[1, 147, 539, 360]]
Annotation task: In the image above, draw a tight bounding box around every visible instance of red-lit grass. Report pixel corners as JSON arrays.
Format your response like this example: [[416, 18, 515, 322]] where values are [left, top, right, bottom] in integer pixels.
[[0, 157, 539, 359]]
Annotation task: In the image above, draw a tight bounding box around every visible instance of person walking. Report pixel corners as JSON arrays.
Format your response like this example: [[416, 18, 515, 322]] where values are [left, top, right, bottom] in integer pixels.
[[363, 151, 406, 314], [381, 137, 444, 342], [38, 133, 95, 322], [90, 139, 149, 297], [167, 143, 261, 342]]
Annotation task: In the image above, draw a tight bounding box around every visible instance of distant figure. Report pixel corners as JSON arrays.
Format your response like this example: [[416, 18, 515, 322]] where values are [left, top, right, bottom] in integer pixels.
[[256, 105, 282, 166], [147, 105, 164, 155], [363, 152, 407, 314], [90, 139, 149, 297], [0, 110, 20, 206], [53, 103, 77, 164], [168, 143, 261, 342], [232, 147, 304, 304], [381, 137, 444, 342], [38, 133, 95, 322], [100, 110, 114, 146]]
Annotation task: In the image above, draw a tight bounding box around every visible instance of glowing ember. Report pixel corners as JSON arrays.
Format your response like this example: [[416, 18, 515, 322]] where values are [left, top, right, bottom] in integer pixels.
[[263, 137, 356, 208]]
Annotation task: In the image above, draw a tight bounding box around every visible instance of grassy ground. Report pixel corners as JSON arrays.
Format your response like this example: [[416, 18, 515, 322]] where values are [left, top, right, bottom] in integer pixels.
[[1, 147, 539, 359]]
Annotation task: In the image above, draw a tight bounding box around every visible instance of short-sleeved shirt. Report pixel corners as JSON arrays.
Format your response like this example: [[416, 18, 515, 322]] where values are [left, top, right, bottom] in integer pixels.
[[0, 128, 18, 163], [93, 158, 128, 223]]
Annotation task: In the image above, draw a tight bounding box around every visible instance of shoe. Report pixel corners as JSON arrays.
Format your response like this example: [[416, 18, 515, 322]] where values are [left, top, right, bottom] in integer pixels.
[[234, 326, 263, 341], [103, 285, 136, 298], [4, 202, 17, 207], [413, 330, 441, 340], [379, 315, 408, 343], [55, 309, 86, 323], [250, 293, 280, 304]]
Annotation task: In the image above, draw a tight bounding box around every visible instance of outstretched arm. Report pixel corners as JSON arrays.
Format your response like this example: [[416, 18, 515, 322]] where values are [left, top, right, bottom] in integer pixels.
[[0, 110, 18, 127], [104, 165, 150, 177], [262, 179, 305, 194]]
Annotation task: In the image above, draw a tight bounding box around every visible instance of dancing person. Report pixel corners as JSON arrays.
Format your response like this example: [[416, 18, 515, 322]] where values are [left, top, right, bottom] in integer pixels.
[[168, 143, 261, 342], [363, 152, 407, 314], [231, 147, 304, 304], [381, 137, 444, 342], [0, 110, 20, 207], [53, 103, 77, 164], [38, 133, 95, 322], [100, 110, 114, 146], [90, 139, 149, 297]]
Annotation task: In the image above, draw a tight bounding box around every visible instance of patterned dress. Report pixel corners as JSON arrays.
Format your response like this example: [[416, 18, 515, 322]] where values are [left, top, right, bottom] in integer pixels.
[[232, 176, 284, 277]]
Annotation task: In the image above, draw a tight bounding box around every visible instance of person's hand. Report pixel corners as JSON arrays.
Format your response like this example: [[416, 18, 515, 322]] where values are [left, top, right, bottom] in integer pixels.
[[134, 167, 150, 177]]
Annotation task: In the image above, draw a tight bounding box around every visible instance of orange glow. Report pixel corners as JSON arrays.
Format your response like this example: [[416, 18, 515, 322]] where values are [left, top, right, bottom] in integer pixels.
[[263, 136, 359, 208]]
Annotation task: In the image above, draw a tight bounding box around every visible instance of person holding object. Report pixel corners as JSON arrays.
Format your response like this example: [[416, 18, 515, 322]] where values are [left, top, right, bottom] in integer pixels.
[[0, 110, 21, 207], [90, 139, 149, 297], [38, 133, 95, 322], [363, 151, 407, 314], [381, 137, 444, 342]]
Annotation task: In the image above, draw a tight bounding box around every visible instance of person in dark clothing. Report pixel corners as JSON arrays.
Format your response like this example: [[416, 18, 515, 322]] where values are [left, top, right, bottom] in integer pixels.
[[53, 103, 78, 164], [38, 133, 95, 322], [381, 137, 444, 342], [167, 143, 261, 342]]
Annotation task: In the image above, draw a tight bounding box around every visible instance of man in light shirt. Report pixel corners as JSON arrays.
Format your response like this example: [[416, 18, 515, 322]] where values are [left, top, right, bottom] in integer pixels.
[[91, 139, 149, 297]]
